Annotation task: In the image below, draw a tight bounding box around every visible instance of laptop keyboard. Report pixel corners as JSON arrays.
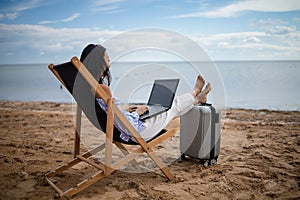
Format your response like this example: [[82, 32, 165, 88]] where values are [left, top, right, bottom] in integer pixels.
[[148, 105, 167, 113], [140, 105, 167, 119]]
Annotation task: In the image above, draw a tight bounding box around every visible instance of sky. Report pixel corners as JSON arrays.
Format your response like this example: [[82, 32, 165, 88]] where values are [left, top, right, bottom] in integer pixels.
[[0, 0, 300, 64]]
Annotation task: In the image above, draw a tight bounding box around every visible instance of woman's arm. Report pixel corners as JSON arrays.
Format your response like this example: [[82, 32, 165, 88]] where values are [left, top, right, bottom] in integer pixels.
[[99, 84, 112, 97]]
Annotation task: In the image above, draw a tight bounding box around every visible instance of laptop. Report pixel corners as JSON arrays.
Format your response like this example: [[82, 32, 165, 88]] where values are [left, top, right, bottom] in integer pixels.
[[139, 79, 180, 121]]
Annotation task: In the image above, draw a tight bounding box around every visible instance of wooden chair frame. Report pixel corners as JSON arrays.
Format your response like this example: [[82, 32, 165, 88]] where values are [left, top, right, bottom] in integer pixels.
[[45, 56, 176, 198]]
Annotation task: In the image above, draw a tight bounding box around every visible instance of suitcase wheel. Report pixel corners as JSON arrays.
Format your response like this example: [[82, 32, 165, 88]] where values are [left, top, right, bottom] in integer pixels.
[[203, 161, 209, 168], [210, 158, 217, 166], [200, 157, 218, 167], [181, 154, 186, 160], [178, 154, 186, 162]]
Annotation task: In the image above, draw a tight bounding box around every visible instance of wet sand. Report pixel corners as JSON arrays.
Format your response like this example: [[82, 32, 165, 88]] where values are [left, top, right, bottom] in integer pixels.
[[0, 101, 299, 199]]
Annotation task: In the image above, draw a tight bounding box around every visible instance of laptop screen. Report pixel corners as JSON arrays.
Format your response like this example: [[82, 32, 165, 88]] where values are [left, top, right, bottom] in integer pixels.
[[147, 79, 180, 108]]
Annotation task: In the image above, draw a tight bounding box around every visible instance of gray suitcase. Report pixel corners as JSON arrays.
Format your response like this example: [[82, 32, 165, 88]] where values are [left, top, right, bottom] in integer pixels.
[[180, 104, 221, 167]]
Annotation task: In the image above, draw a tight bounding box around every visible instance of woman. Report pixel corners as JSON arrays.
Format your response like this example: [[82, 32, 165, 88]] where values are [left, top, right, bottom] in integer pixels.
[[80, 44, 211, 142]]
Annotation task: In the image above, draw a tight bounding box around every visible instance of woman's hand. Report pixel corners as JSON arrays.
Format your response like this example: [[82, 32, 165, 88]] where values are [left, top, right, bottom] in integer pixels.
[[135, 105, 149, 116]]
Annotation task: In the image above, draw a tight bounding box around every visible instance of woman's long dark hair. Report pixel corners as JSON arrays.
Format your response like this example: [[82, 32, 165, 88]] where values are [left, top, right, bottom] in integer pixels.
[[80, 44, 112, 86], [100, 67, 112, 86]]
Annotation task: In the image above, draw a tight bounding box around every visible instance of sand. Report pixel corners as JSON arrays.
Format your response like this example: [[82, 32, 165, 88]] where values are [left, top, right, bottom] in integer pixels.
[[0, 100, 299, 199]]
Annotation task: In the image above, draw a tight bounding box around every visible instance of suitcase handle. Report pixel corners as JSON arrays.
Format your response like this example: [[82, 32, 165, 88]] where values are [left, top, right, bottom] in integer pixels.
[[199, 103, 212, 106], [198, 103, 219, 123]]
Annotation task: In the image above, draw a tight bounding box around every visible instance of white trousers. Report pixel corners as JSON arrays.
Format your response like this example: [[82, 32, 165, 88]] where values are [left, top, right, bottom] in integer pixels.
[[140, 93, 195, 141]]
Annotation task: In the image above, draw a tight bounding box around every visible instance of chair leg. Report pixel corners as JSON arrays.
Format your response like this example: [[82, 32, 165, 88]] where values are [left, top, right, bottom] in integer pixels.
[[45, 144, 106, 198], [114, 130, 177, 181], [60, 171, 105, 198], [146, 148, 175, 181], [114, 142, 141, 169], [105, 98, 114, 176], [46, 132, 176, 198], [74, 105, 82, 158], [111, 145, 175, 180]]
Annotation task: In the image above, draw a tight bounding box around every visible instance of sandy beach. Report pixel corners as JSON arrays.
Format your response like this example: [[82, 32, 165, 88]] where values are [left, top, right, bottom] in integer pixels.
[[0, 100, 299, 199]]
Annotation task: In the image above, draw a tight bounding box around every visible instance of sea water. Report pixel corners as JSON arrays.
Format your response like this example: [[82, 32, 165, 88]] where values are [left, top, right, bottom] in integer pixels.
[[0, 61, 299, 111]]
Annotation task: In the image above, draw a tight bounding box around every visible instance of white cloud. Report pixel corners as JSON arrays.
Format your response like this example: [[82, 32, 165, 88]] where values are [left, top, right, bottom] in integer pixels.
[[172, 0, 300, 18], [0, 23, 299, 63], [95, 0, 123, 6], [95, 5, 118, 12], [250, 18, 288, 28], [93, 0, 125, 14], [191, 29, 300, 60], [217, 41, 230, 47], [267, 25, 297, 35], [94, 5, 124, 14], [0, 0, 43, 21], [0, 23, 122, 63], [292, 17, 300, 22], [0, 12, 18, 20], [196, 31, 266, 46], [38, 20, 53, 25], [62, 13, 81, 22], [243, 36, 261, 43], [39, 13, 81, 24], [5, 13, 18, 20], [217, 42, 300, 52], [12, 0, 43, 12]]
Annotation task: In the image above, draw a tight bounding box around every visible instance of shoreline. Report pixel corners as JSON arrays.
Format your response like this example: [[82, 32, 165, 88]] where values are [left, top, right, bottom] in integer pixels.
[[0, 100, 299, 199], [0, 100, 299, 112]]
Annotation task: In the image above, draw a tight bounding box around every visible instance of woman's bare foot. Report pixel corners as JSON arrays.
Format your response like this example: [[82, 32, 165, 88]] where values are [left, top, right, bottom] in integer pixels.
[[196, 83, 211, 104], [192, 75, 205, 97]]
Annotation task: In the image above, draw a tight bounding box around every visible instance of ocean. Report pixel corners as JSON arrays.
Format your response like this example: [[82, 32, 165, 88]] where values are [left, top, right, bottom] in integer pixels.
[[0, 61, 299, 111]]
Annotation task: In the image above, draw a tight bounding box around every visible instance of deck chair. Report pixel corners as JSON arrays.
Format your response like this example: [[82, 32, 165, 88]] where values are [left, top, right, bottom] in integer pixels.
[[45, 56, 177, 198]]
